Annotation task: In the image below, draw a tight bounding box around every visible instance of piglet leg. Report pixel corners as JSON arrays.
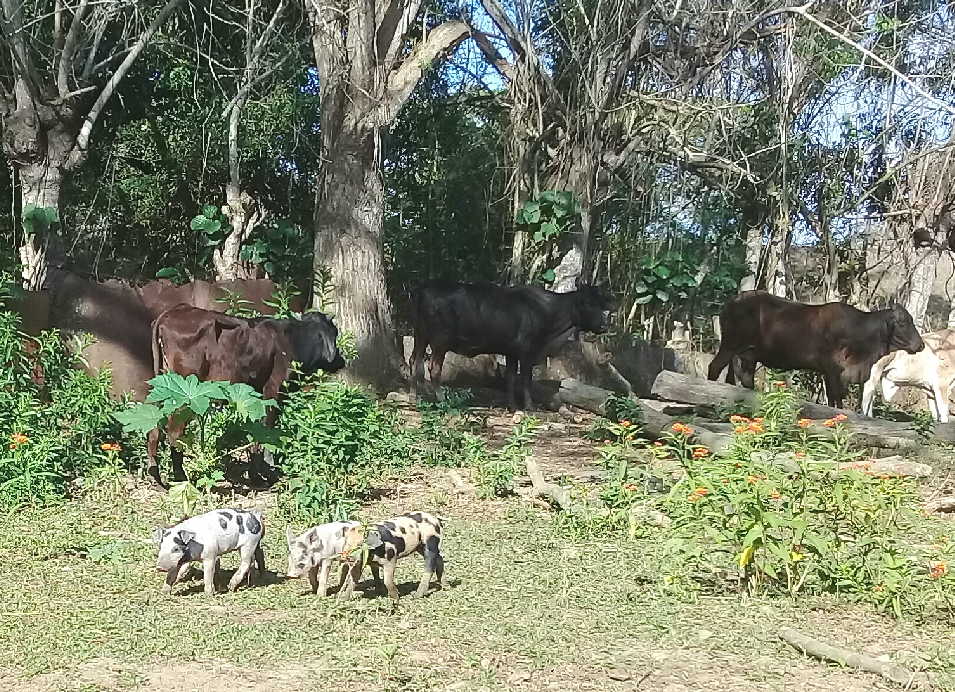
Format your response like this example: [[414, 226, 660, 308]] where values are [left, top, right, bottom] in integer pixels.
[[202, 557, 218, 595], [383, 561, 399, 602], [316, 559, 331, 596], [228, 544, 255, 592], [162, 561, 184, 594]]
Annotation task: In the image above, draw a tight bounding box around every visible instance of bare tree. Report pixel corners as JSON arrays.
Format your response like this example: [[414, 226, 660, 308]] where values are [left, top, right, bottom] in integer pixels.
[[0, 0, 185, 289], [211, 0, 294, 280], [306, 0, 468, 387]]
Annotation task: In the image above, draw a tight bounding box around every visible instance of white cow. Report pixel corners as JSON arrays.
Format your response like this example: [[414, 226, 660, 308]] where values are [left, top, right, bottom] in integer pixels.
[[862, 329, 955, 422]]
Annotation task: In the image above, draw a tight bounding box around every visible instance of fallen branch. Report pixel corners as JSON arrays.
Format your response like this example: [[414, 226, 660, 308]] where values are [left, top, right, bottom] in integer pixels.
[[778, 627, 935, 690], [525, 455, 597, 518]]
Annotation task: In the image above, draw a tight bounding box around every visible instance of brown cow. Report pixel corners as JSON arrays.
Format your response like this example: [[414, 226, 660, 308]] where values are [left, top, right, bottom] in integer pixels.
[[147, 304, 345, 488], [707, 291, 924, 408]]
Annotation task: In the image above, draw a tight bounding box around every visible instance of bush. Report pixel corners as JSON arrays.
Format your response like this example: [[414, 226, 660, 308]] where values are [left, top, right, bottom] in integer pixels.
[[276, 376, 415, 523], [634, 383, 954, 617], [475, 416, 539, 498], [0, 309, 123, 507]]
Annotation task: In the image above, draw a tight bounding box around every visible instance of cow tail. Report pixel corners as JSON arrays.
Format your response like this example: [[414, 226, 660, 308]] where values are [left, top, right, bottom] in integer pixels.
[[151, 310, 168, 375]]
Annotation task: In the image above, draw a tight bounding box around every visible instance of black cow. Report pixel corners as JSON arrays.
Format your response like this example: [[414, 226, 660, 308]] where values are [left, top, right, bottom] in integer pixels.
[[147, 304, 346, 488], [409, 281, 612, 411], [707, 291, 924, 408]]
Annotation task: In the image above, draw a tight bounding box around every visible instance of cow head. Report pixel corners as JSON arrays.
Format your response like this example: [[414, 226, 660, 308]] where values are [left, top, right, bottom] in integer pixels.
[[573, 284, 613, 334], [289, 311, 346, 373], [887, 304, 925, 354]]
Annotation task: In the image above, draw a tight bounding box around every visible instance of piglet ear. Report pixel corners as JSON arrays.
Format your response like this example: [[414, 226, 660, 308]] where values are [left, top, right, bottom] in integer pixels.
[[179, 530, 196, 544], [306, 529, 319, 544], [365, 530, 384, 549], [285, 526, 296, 545], [152, 528, 165, 545]]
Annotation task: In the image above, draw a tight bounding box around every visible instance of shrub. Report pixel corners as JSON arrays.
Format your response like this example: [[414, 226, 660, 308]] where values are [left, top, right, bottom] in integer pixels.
[[475, 416, 539, 498], [0, 308, 123, 507], [644, 383, 955, 617], [276, 376, 415, 523]]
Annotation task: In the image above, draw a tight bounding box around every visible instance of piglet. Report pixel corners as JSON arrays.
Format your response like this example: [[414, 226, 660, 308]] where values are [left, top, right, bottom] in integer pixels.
[[286, 521, 364, 596], [154, 508, 265, 595], [339, 511, 445, 603]]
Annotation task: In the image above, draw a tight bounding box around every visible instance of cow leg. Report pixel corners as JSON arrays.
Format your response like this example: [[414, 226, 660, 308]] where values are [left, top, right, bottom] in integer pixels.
[[735, 355, 757, 390], [707, 345, 735, 382], [518, 358, 535, 410], [410, 337, 427, 399], [166, 416, 188, 484], [146, 428, 166, 489], [248, 386, 282, 487], [823, 371, 846, 409], [429, 349, 447, 402], [504, 356, 519, 412]]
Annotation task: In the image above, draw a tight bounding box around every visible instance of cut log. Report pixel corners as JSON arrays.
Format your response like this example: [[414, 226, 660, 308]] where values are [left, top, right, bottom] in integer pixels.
[[557, 378, 733, 453], [651, 370, 868, 421], [779, 627, 935, 690], [650, 371, 922, 448]]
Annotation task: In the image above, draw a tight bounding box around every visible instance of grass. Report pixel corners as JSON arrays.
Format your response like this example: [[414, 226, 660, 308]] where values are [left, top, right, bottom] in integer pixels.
[[1, 463, 954, 692]]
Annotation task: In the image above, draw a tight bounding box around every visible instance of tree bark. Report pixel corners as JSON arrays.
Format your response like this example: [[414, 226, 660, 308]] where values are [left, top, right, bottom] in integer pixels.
[[905, 248, 936, 330], [313, 131, 401, 388]]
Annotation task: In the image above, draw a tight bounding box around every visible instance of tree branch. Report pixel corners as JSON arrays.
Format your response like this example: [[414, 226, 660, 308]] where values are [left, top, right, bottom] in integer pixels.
[[57, 0, 90, 98], [377, 0, 422, 72], [0, 0, 46, 105], [68, 0, 185, 169], [467, 25, 515, 82], [371, 18, 469, 127]]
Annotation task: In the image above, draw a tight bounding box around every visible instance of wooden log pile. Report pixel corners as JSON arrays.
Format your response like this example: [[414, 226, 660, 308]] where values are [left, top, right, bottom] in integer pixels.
[[556, 370, 950, 467]]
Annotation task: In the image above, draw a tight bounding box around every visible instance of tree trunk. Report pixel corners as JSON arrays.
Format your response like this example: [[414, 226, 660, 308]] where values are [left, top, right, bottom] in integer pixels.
[[905, 248, 935, 330], [18, 162, 65, 291], [313, 131, 401, 389], [214, 184, 262, 281]]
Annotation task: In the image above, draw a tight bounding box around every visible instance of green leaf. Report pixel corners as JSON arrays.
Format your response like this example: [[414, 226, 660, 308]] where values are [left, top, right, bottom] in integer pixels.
[[146, 373, 226, 416], [155, 267, 181, 280], [113, 404, 164, 433], [652, 264, 672, 279], [654, 290, 670, 303], [742, 523, 764, 548], [541, 268, 556, 283], [522, 201, 541, 224], [540, 221, 559, 238], [202, 204, 219, 219], [633, 294, 654, 305], [532, 230, 544, 243]]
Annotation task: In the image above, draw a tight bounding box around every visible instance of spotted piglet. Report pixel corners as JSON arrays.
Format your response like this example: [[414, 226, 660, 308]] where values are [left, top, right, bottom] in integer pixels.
[[285, 521, 364, 596], [339, 511, 445, 603], [154, 508, 265, 595]]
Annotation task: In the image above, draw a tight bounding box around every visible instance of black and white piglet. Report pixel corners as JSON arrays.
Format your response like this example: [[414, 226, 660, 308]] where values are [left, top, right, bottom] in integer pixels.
[[154, 508, 265, 595], [339, 511, 445, 603]]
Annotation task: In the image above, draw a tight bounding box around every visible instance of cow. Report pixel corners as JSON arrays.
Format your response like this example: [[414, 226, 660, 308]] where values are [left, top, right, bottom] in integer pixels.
[[146, 304, 346, 488], [862, 329, 955, 422], [409, 281, 613, 411], [707, 291, 924, 409]]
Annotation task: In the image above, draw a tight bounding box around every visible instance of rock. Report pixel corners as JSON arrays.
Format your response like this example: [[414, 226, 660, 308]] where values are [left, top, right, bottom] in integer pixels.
[[508, 671, 532, 684], [607, 668, 632, 681], [385, 391, 411, 403]]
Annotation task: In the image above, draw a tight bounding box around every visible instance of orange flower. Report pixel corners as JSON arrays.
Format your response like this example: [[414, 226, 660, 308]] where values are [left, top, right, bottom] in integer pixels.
[[797, 419, 813, 429], [687, 487, 710, 502], [752, 417, 764, 423], [622, 482, 639, 492], [929, 561, 947, 579], [692, 447, 710, 459], [693, 487, 710, 496], [619, 420, 631, 428], [794, 451, 806, 459], [823, 418, 837, 427], [734, 425, 749, 434], [9, 433, 28, 447], [746, 475, 761, 484], [748, 422, 765, 434], [729, 415, 750, 424], [769, 490, 781, 500], [721, 478, 730, 484], [100, 442, 122, 453], [671, 423, 694, 436], [773, 381, 787, 387], [653, 441, 665, 447], [834, 414, 848, 422]]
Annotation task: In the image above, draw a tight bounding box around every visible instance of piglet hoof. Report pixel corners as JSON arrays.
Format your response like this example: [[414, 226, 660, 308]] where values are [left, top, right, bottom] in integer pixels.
[[161, 584, 173, 595]]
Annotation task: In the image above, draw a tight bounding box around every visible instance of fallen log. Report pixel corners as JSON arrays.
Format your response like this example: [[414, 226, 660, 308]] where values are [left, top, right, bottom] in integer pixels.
[[558, 378, 734, 452], [837, 457, 933, 478], [650, 371, 921, 448], [779, 627, 935, 690]]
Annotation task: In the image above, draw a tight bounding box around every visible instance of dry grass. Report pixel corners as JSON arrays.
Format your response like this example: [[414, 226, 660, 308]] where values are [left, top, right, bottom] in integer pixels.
[[1, 413, 953, 691]]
